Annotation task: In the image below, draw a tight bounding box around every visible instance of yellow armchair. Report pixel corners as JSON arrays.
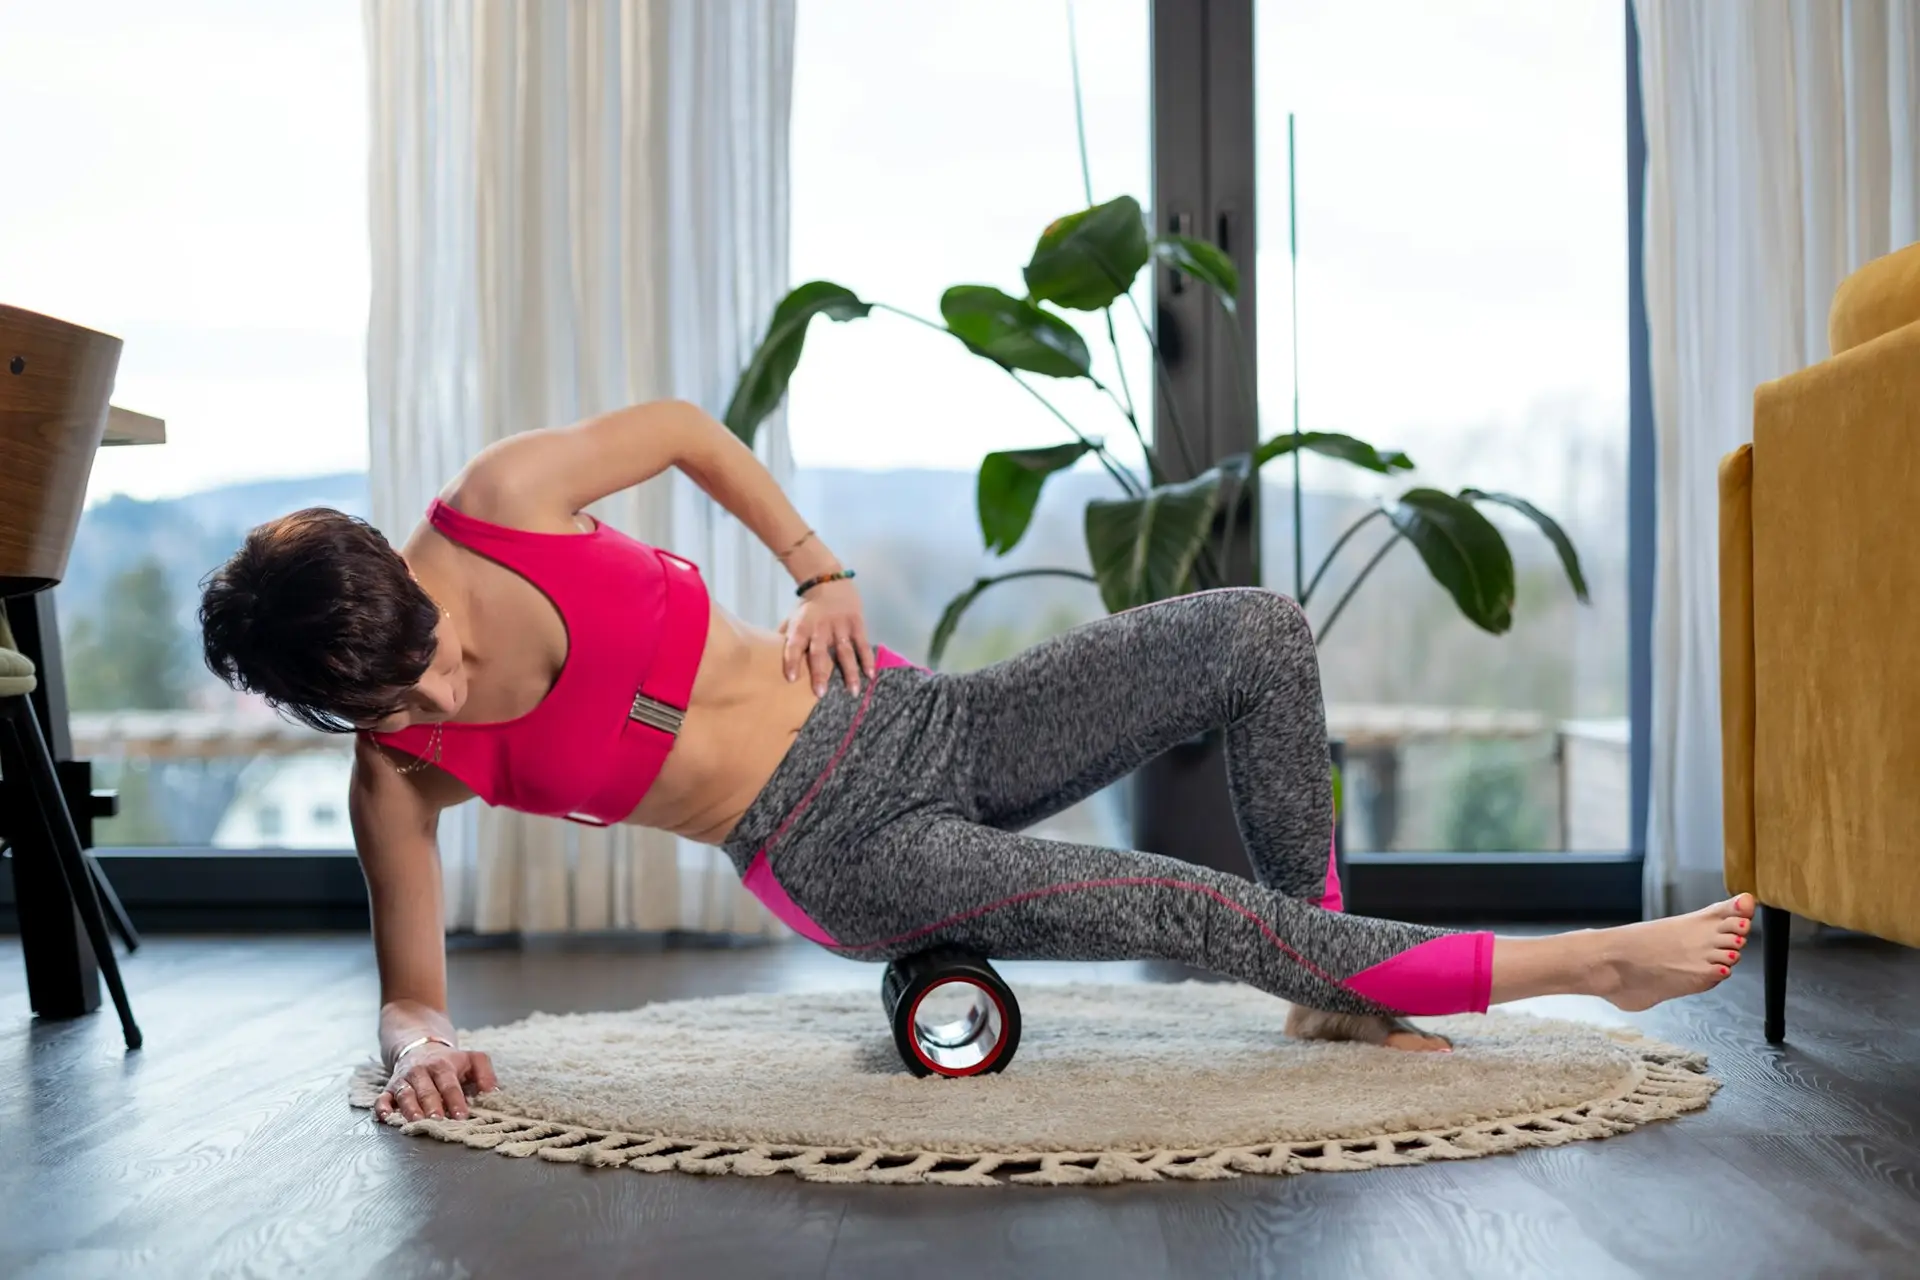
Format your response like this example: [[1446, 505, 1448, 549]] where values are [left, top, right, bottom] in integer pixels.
[[1721, 241, 1920, 1044]]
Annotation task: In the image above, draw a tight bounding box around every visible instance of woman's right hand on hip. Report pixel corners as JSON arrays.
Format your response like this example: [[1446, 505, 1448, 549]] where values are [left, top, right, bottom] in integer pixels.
[[374, 1044, 498, 1122]]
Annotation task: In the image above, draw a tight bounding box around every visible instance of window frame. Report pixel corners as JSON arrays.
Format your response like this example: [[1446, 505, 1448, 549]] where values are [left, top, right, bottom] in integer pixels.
[[1155, 0, 1650, 923], [6, 0, 1652, 935]]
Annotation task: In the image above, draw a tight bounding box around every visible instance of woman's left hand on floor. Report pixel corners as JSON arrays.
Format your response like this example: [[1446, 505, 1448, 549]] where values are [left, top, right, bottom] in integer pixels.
[[780, 578, 874, 696], [374, 1045, 498, 1123]]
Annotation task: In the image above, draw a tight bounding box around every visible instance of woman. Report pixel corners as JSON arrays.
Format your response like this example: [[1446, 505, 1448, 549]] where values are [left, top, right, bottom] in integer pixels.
[[199, 399, 1752, 1126]]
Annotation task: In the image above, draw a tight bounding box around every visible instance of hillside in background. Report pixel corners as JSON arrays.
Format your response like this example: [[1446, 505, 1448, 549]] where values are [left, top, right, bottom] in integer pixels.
[[54, 463, 1626, 849], [61, 472, 372, 652], [58, 464, 1624, 701]]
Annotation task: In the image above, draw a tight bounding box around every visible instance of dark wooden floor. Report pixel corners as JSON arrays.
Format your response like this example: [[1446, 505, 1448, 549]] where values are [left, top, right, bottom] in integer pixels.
[[1, 928, 1916, 1280]]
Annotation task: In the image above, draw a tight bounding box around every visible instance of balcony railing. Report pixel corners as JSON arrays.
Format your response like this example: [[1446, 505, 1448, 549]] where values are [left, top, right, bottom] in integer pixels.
[[68, 705, 1630, 852]]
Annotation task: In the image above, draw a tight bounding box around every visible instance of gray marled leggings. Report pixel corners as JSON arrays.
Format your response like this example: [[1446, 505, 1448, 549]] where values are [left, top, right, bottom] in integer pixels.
[[721, 588, 1494, 1018]]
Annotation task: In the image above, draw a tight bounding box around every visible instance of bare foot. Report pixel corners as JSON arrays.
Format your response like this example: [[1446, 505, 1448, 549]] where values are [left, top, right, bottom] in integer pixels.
[[1285, 1004, 1452, 1053], [1590, 893, 1756, 1012]]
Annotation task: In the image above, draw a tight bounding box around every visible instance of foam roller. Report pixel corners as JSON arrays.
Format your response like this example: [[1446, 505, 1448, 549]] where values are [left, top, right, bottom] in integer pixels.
[[880, 945, 1021, 1077]]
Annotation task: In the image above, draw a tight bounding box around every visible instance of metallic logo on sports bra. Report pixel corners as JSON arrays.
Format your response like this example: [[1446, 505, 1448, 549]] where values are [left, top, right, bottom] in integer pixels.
[[629, 692, 685, 735]]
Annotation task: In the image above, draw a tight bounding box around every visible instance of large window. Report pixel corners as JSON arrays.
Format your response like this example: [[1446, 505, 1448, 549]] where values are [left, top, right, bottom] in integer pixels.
[[0, 1, 370, 849], [787, 0, 1152, 847], [1254, 0, 1629, 855], [2, 0, 1645, 911]]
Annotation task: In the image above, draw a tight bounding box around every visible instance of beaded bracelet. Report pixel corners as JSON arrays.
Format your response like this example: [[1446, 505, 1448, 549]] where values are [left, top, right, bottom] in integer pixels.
[[795, 568, 856, 597]]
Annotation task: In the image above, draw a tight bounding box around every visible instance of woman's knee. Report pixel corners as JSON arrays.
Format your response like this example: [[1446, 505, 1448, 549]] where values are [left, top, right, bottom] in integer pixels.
[[1201, 587, 1312, 654]]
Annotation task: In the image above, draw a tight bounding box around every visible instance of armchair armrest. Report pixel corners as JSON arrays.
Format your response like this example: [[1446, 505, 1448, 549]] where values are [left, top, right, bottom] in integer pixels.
[[1746, 319, 1920, 946]]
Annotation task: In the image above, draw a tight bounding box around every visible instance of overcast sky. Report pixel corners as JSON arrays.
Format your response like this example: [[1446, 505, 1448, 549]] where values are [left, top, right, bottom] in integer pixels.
[[0, 0, 1621, 503]]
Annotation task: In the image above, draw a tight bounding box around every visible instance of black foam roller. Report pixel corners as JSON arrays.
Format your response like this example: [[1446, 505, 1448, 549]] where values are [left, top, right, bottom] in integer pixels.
[[880, 945, 1021, 1077]]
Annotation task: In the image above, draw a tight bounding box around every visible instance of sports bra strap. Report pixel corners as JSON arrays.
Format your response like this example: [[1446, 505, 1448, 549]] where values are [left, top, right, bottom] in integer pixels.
[[426, 498, 593, 582]]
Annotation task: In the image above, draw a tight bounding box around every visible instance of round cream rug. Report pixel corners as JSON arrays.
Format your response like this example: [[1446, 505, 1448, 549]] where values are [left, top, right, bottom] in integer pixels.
[[349, 981, 1718, 1187]]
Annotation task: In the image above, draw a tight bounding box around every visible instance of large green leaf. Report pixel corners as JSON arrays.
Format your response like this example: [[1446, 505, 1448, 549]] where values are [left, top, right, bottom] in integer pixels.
[[1085, 467, 1230, 613], [1153, 234, 1240, 304], [1460, 489, 1591, 604], [1383, 488, 1516, 633], [722, 281, 871, 445], [940, 286, 1092, 378], [1022, 196, 1152, 312], [1255, 431, 1414, 474], [978, 442, 1093, 556]]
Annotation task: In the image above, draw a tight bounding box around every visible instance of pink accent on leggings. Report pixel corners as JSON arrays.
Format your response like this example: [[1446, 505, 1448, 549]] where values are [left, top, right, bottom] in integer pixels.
[[1317, 828, 1344, 912], [1342, 932, 1494, 1015], [743, 848, 840, 945], [873, 646, 921, 671], [740, 644, 918, 940]]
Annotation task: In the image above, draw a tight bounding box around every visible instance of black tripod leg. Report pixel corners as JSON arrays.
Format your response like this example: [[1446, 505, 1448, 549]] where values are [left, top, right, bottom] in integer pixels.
[[1761, 903, 1789, 1045], [4, 702, 142, 1050], [87, 851, 141, 952]]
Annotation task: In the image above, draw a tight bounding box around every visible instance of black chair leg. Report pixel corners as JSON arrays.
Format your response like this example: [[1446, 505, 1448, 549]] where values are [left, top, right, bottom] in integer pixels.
[[2, 699, 141, 1050], [88, 850, 141, 952], [1761, 902, 1790, 1045]]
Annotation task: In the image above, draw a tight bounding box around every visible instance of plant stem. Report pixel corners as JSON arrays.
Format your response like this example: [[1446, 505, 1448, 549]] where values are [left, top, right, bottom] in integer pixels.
[[1121, 290, 1228, 590], [985, 566, 1097, 587], [875, 301, 948, 337], [1213, 293, 1260, 439], [1067, 0, 1095, 207], [1315, 529, 1401, 646], [1211, 468, 1245, 593], [872, 301, 1143, 497], [1124, 291, 1202, 480], [1065, 5, 1157, 484], [1301, 507, 1384, 606], [1213, 294, 1260, 588], [1107, 390, 1163, 488], [874, 301, 952, 336], [1102, 310, 1155, 484], [1288, 112, 1304, 601], [1009, 372, 1145, 497]]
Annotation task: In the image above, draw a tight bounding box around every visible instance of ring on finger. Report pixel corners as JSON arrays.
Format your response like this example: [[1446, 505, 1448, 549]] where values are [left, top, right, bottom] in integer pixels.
[[396, 1081, 414, 1092]]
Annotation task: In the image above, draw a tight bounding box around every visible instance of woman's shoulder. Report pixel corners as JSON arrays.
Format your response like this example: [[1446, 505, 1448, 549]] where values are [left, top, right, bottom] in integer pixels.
[[435, 469, 589, 536], [352, 731, 476, 811]]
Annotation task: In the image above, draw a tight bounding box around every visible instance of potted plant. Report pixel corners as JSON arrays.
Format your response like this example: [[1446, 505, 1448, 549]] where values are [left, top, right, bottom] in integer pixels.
[[722, 196, 1587, 876]]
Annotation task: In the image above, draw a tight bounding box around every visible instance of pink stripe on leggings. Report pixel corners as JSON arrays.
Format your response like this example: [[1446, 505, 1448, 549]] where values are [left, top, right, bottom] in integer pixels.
[[839, 874, 1346, 987], [1317, 827, 1344, 912]]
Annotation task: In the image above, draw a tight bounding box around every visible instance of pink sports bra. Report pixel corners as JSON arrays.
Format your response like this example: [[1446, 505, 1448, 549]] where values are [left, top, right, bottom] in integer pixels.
[[366, 499, 710, 826]]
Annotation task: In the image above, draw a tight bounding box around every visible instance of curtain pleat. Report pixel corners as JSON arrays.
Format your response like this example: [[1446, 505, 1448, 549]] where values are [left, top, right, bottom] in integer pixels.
[[1636, 0, 1920, 914], [364, 0, 797, 938]]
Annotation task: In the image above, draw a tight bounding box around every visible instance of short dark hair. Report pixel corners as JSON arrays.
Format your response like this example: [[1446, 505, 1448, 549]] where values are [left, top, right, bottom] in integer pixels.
[[199, 508, 441, 732]]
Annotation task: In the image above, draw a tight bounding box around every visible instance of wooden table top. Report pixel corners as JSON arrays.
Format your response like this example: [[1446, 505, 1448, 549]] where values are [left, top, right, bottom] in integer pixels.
[[105, 405, 165, 445]]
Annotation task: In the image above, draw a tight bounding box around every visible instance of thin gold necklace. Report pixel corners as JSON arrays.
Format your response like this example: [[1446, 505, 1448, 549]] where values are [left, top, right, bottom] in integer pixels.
[[386, 598, 453, 776], [388, 722, 444, 775]]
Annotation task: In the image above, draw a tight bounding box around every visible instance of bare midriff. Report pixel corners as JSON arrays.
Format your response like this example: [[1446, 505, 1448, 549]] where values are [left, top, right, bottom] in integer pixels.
[[618, 601, 823, 846]]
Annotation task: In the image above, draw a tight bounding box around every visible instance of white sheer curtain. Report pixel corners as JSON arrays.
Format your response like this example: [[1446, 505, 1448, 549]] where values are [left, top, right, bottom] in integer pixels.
[[364, 0, 797, 937], [1635, 0, 1920, 915]]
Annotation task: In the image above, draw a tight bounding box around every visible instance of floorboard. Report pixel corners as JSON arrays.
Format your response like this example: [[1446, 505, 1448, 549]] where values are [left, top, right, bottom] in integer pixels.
[[2, 929, 1915, 1280]]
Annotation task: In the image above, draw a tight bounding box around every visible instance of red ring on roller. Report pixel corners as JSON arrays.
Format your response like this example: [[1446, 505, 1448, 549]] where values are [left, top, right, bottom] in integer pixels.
[[904, 978, 1011, 1078], [882, 946, 1021, 1076]]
